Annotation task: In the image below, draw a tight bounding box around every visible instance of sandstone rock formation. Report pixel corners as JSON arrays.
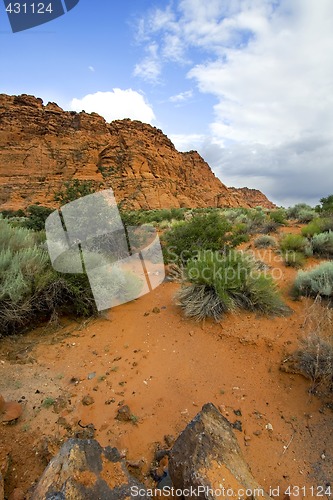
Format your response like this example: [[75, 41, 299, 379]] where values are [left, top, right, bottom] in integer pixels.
[[0, 94, 275, 211], [169, 403, 271, 499], [29, 438, 150, 499]]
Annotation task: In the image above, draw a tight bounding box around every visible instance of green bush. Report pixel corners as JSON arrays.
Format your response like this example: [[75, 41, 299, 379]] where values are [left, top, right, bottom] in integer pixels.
[[161, 212, 232, 264], [292, 262, 333, 299], [269, 209, 287, 225], [254, 235, 277, 248], [22, 205, 54, 231], [315, 194, 333, 215], [280, 234, 308, 253], [302, 217, 333, 237], [175, 250, 289, 321], [283, 251, 306, 268], [312, 231, 333, 257], [280, 234, 309, 268]]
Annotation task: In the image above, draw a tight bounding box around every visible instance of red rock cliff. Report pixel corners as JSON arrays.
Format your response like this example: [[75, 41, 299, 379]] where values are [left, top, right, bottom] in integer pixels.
[[0, 94, 275, 210]]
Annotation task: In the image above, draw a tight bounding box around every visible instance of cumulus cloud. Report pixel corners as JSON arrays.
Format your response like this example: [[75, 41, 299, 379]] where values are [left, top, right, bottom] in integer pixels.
[[169, 89, 193, 103], [133, 43, 162, 83], [70, 89, 155, 124], [136, 0, 333, 206]]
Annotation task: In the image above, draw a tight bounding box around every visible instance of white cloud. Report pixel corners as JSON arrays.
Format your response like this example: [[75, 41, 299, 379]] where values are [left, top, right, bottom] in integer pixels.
[[70, 89, 155, 124], [136, 0, 333, 205], [169, 89, 193, 103], [88, 66, 95, 72], [170, 133, 205, 151], [133, 43, 162, 83]]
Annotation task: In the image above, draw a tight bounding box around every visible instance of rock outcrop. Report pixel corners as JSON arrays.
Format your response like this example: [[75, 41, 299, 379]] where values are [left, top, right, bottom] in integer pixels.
[[0, 94, 275, 211], [228, 187, 276, 210], [169, 403, 271, 499], [29, 438, 150, 499]]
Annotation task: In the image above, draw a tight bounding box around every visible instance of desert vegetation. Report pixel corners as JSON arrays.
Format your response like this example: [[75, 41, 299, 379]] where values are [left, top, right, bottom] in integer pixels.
[[175, 249, 290, 321]]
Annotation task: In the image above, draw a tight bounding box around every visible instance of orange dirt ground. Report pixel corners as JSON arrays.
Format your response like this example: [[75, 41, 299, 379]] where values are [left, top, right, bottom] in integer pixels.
[[0, 227, 332, 499]]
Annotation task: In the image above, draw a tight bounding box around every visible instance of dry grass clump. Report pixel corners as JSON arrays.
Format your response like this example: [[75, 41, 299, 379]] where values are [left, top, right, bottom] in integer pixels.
[[283, 298, 333, 395]]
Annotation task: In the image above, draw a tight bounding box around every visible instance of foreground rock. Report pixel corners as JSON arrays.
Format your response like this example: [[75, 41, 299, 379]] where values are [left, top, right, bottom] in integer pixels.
[[29, 439, 150, 499], [169, 403, 271, 499]]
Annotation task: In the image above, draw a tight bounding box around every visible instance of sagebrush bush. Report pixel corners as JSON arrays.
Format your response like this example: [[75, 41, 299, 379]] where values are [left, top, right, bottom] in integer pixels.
[[254, 235, 277, 248], [0, 218, 97, 335], [312, 231, 333, 257], [286, 203, 315, 221], [292, 262, 333, 299], [175, 250, 289, 321], [297, 209, 316, 223]]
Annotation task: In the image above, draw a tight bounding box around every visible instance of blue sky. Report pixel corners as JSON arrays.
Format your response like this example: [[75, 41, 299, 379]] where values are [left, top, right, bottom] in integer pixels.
[[1, 0, 333, 207]]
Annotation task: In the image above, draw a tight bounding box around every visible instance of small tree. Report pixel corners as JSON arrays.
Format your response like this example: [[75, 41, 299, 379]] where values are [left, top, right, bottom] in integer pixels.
[[316, 195, 333, 214]]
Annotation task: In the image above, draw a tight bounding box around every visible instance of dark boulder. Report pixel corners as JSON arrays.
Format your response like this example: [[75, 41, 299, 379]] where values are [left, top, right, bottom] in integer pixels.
[[169, 403, 271, 500], [30, 439, 150, 499]]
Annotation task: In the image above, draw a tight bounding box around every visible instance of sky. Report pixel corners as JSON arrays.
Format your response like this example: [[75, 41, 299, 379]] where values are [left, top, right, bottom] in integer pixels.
[[1, 0, 333, 207]]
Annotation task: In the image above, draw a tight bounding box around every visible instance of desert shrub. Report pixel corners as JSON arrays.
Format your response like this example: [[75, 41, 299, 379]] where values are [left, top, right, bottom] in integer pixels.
[[286, 203, 315, 221], [297, 209, 316, 223], [22, 205, 54, 231], [301, 217, 333, 237], [259, 219, 279, 234], [175, 250, 289, 321], [292, 262, 333, 300], [283, 251, 306, 268], [120, 208, 186, 227], [254, 235, 277, 248], [312, 231, 333, 257], [280, 234, 308, 253], [269, 208, 287, 225], [161, 212, 232, 264], [279, 234, 309, 268], [1, 209, 26, 218], [315, 194, 333, 215], [230, 223, 250, 246], [244, 209, 267, 234], [222, 208, 242, 223], [282, 299, 333, 394], [0, 218, 97, 335]]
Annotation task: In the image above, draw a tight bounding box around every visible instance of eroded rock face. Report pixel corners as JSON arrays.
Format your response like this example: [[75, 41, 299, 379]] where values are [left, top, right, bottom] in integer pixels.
[[0, 94, 275, 211], [29, 438, 150, 499], [169, 403, 271, 500]]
